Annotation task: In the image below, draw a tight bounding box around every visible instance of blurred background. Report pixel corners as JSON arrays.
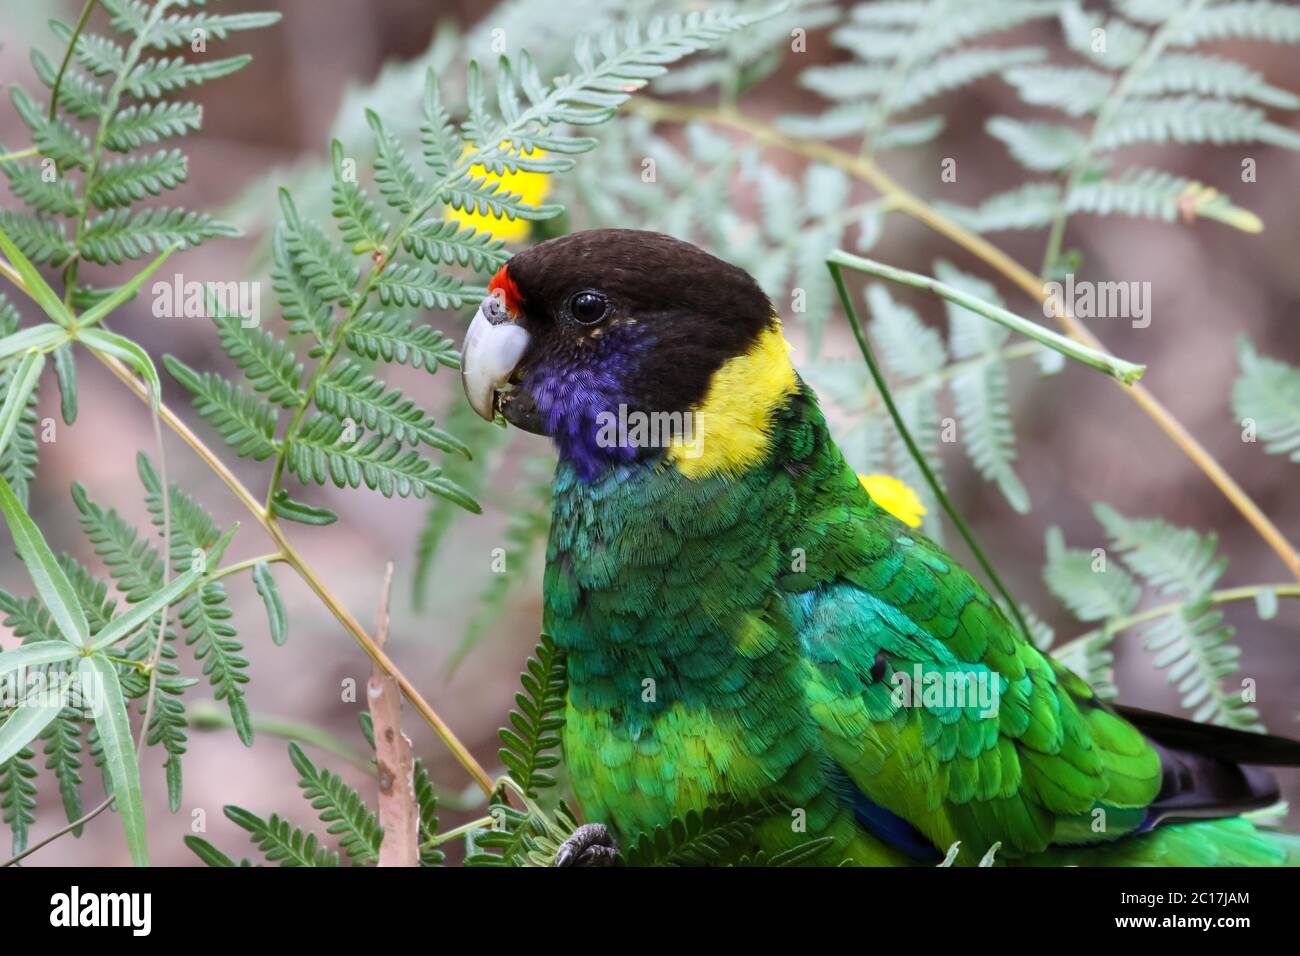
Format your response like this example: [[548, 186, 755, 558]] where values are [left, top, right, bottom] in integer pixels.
[[1, 0, 1297, 864]]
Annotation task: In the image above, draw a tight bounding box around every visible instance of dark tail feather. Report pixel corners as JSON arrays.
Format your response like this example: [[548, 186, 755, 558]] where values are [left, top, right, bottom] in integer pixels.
[[1114, 705, 1300, 766]]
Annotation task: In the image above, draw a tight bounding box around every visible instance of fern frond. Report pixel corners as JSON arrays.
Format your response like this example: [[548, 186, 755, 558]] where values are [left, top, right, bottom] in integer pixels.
[[103, 1, 282, 50], [623, 803, 766, 867], [368, 111, 430, 215], [412, 759, 443, 866], [401, 219, 508, 272], [1067, 167, 1262, 232], [1232, 337, 1300, 461], [271, 226, 335, 348], [39, 708, 85, 827], [224, 806, 339, 867], [30, 49, 104, 120], [1002, 65, 1113, 117], [1142, 601, 1259, 729], [88, 150, 189, 210], [372, 263, 479, 311], [343, 311, 459, 374], [1132, 54, 1300, 108], [330, 141, 391, 253], [1096, 96, 1300, 151], [499, 634, 566, 798], [315, 360, 468, 455], [124, 54, 253, 99], [278, 190, 360, 306], [937, 262, 1028, 513], [177, 582, 252, 746], [0, 211, 75, 266], [163, 355, 282, 460], [289, 742, 382, 865], [1043, 527, 1142, 621], [934, 183, 1063, 232], [77, 207, 238, 265], [212, 313, 305, 410], [1169, 1, 1300, 46], [0, 749, 38, 855], [1, 158, 82, 216], [10, 86, 92, 170], [103, 101, 204, 152], [137, 453, 224, 569], [1093, 504, 1226, 598], [986, 117, 1087, 172], [285, 414, 478, 508]]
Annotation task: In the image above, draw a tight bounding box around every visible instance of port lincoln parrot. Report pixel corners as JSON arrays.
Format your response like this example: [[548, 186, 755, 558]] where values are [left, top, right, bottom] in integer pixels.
[[460, 228, 1300, 866]]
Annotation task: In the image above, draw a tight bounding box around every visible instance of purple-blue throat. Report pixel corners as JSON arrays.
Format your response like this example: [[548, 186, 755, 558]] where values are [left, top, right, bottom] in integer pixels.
[[525, 326, 658, 481]]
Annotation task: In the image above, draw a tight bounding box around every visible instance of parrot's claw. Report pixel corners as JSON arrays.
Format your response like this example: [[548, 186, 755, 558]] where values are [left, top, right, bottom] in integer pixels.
[[554, 823, 620, 867]]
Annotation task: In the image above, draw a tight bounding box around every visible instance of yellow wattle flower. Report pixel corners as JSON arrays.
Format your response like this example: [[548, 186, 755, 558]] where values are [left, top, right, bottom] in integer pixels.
[[858, 474, 926, 528], [446, 143, 549, 242]]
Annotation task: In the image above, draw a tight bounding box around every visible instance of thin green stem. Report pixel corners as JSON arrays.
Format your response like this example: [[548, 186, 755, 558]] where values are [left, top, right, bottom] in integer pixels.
[[48, 0, 99, 122], [1060, 584, 1300, 656], [1039, 0, 1209, 277], [831, 259, 1033, 642], [211, 552, 287, 581], [828, 251, 1146, 385], [422, 814, 496, 849], [0, 148, 38, 163]]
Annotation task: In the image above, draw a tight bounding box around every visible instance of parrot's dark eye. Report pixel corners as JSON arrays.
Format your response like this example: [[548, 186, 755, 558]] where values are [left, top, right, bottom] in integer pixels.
[[568, 290, 609, 325]]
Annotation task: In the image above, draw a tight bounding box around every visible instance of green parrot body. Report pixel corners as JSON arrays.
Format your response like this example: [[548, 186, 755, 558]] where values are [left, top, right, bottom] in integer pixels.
[[462, 229, 1298, 865]]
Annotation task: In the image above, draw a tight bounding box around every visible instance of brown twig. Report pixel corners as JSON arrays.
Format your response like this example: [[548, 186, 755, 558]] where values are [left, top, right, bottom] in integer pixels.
[[368, 563, 420, 867]]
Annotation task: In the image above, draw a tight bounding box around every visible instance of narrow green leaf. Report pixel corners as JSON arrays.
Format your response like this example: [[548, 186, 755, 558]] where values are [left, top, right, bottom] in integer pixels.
[[91, 566, 203, 650], [0, 475, 89, 646], [252, 562, 287, 646], [269, 491, 338, 526], [80, 655, 148, 866], [76, 328, 161, 410], [52, 344, 77, 424], [0, 324, 68, 363], [0, 225, 74, 325], [0, 641, 80, 677], [0, 350, 43, 460], [0, 696, 66, 766], [76, 243, 180, 329]]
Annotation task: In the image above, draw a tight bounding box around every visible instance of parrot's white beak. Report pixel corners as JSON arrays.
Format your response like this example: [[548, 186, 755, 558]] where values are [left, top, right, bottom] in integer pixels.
[[461, 292, 531, 422]]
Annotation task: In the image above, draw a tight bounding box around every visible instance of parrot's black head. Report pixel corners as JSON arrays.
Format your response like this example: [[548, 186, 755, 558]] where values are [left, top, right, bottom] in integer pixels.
[[461, 229, 787, 479]]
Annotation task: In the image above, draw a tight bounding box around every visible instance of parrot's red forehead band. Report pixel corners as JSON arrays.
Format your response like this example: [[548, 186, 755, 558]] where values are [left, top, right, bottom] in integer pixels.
[[488, 266, 522, 316]]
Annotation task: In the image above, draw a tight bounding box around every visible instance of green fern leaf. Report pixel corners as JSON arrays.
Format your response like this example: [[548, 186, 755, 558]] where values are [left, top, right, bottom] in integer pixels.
[[343, 310, 458, 373], [329, 141, 390, 253], [271, 226, 335, 348], [288, 742, 382, 865], [0, 212, 75, 266], [1169, 1, 1300, 46], [372, 263, 478, 311], [88, 149, 189, 210], [1132, 53, 1299, 108], [103, 101, 203, 151], [224, 806, 339, 867], [368, 111, 429, 215], [178, 581, 253, 747], [401, 220, 507, 273], [77, 207, 239, 265], [285, 413, 479, 508], [934, 183, 1063, 232], [1, 158, 82, 216], [1094, 504, 1226, 598], [1067, 167, 1262, 232], [0, 749, 38, 855], [1002, 65, 1113, 116], [316, 360, 469, 455], [936, 261, 1029, 513], [986, 117, 1086, 172], [498, 634, 566, 798], [163, 355, 282, 460], [623, 803, 766, 867], [30, 49, 104, 120], [278, 190, 359, 305], [1043, 526, 1142, 621], [1096, 96, 1300, 151], [48, 21, 127, 77], [125, 54, 253, 98], [212, 312, 305, 410], [1232, 336, 1300, 461], [9, 86, 92, 169], [103, 1, 282, 50]]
